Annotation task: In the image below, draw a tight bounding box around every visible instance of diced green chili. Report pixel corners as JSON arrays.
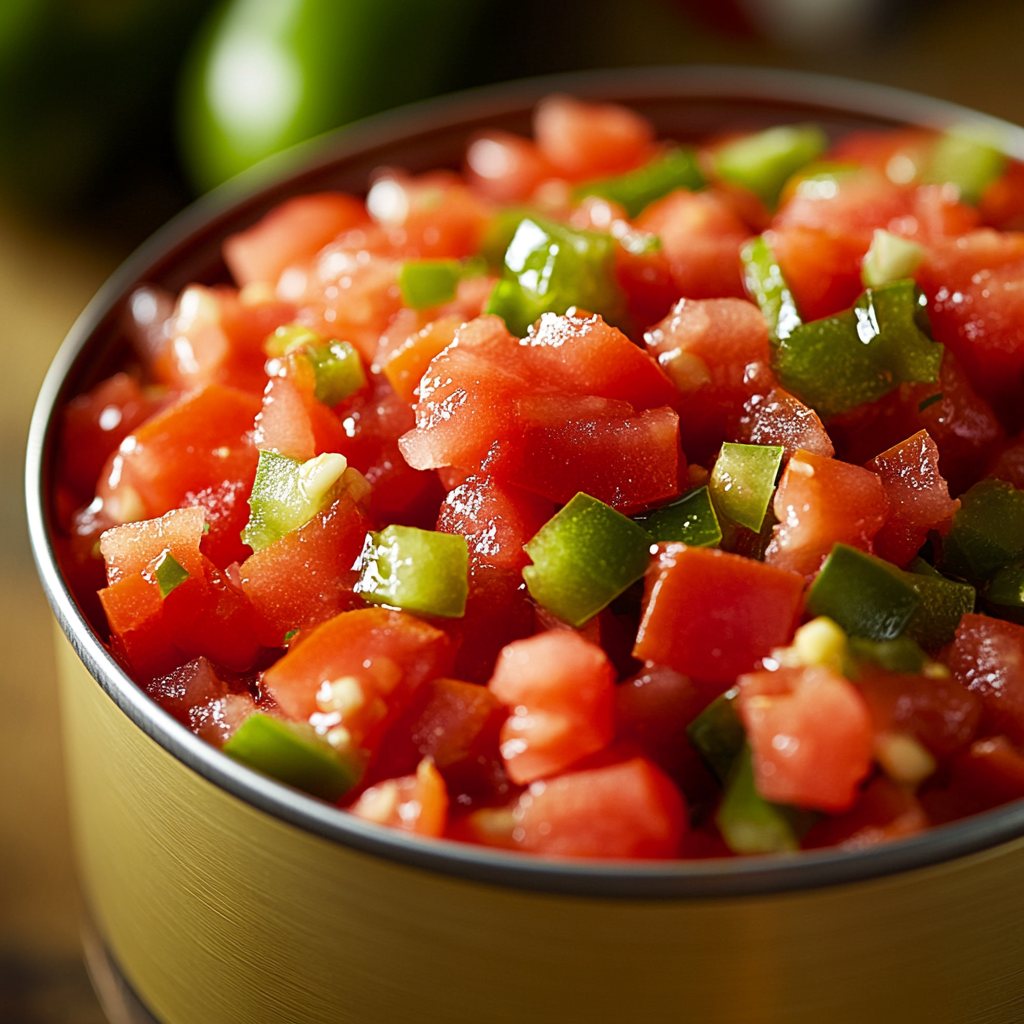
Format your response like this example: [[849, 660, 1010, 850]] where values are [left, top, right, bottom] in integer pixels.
[[151, 550, 189, 598], [709, 442, 784, 533], [715, 124, 828, 208], [523, 492, 652, 627], [632, 485, 721, 547], [686, 687, 744, 785], [982, 561, 1024, 624], [901, 566, 975, 650], [355, 525, 469, 618], [805, 544, 921, 641], [574, 146, 705, 217], [716, 745, 799, 855], [306, 339, 366, 406], [773, 280, 943, 421], [740, 235, 801, 345], [861, 229, 924, 288], [242, 450, 352, 553], [399, 259, 462, 310], [924, 126, 1007, 205], [484, 216, 627, 337], [942, 477, 1024, 582], [223, 713, 361, 802], [848, 635, 928, 675]]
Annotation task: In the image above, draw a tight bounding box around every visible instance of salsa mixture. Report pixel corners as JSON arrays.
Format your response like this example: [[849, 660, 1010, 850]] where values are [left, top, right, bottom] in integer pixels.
[[52, 95, 1024, 859]]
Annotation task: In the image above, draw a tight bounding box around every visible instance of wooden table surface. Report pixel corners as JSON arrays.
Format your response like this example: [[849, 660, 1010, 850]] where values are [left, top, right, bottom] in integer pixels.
[[2, 2, 1023, 1020]]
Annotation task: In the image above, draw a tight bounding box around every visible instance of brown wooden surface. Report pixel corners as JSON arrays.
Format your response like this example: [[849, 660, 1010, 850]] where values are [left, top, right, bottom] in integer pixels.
[[3, 2, 1024, 1020]]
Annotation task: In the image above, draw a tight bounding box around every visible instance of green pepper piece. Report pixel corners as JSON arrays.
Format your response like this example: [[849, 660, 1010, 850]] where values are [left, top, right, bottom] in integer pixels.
[[740, 235, 801, 345], [632, 486, 721, 547], [151, 551, 189, 599], [523, 492, 652, 627], [355, 525, 469, 618], [848, 635, 928, 675], [574, 146, 705, 218], [242, 450, 352, 553], [715, 124, 828, 208], [484, 217, 626, 337], [924, 126, 1007, 205], [716, 745, 799, 855], [773, 280, 943, 421], [306, 339, 366, 406], [981, 560, 1024, 625], [806, 544, 921, 641], [942, 478, 1024, 582], [399, 259, 462, 310], [901, 567, 975, 650], [686, 687, 744, 785], [223, 713, 361, 802], [709, 442, 784, 533], [861, 229, 924, 288]]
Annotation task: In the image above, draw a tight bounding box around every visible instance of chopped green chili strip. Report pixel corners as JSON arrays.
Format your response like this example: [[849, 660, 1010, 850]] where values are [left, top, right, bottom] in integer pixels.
[[716, 745, 799, 855], [399, 259, 462, 310], [917, 393, 943, 413], [151, 550, 189, 599], [715, 124, 828, 208], [686, 687, 744, 785], [484, 216, 627, 337], [574, 146, 705, 217], [806, 544, 921, 641], [942, 478, 1024, 582], [901, 567, 975, 650], [632, 485, 721, 547], [924, 126, 1007, 205], [710, 442, 784, 533], [223, 713, 361, 801], [242, 450, 352, 553], [355, 525, 469, 618], [861, 229, 924, 288], [307, 339, 366, 406], [848, 635, 928, 675], [740, 235, 801, 345], [523, 492, 652, 627], [773, 279, 943, 421]]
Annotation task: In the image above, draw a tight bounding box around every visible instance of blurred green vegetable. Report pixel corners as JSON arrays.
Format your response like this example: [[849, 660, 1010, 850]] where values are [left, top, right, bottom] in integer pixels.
[[178, 0, 484, 192]]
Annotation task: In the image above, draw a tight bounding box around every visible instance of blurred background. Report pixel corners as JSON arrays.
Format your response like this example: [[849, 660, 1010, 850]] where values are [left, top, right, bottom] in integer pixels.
[[2, 0, 1023, 1018]]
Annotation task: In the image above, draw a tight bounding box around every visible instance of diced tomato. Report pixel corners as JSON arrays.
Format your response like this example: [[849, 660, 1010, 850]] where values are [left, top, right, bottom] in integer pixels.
[[908, 184, 980, 242], [802, 774, 927, 849], [99, 571, 179, 681], [979, 160, 1024, 232], [58, 373, 162, 505], [332, 374, 443, 528], [223, 192, 369, 288], [511, 755, 686, 858], [533, 95, 654, 180], [240, 491, 370, 647], [765, 450, 889, 578], [436, 474, 553, 572], [99, 505, 207, 585], [737, 664, 874, 812], [732, 387, 834, 462], [830, 349, 1004, 497], [144, 656, 229, 724], [864, 430, 960, 566], [917, 229, 1024, 423], [634, 544, 805, 686], [488, 630, 616, 785], [190, 691, 258, 747], [943, 613, 1024, 744], [921, 736, 1024, 824], [855, 666, 981, 758], [367, 170, 491, 260], [988, 433, 1024, 489], [350, 758, 449, 836], [635, 190, 749, 301], [370, 677, 511, 806], [379, 314, 461, 403], [464, 131, 555, 203], [644, 296, 774, 461], [262, 607, 455, 727], [827, 128, 936, 185], [488, 401, 683, 513]]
